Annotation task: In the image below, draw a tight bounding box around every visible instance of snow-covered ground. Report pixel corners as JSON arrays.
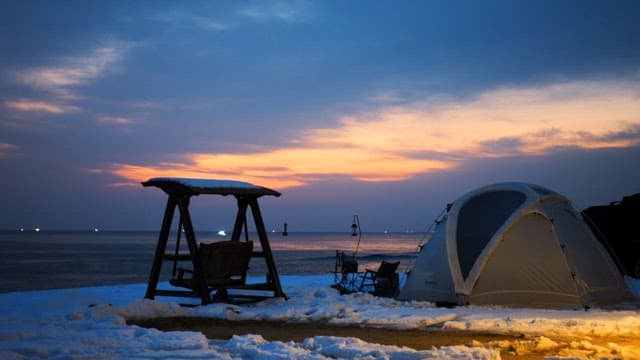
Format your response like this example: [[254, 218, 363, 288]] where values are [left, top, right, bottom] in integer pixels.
[[1, 275, 639, 359]]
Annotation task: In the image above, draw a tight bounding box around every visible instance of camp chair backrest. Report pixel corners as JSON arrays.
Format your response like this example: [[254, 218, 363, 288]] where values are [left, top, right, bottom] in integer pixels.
[[341, 252, 358, 274], [199, 240, 253, 286], [376, 261, 400, 278]]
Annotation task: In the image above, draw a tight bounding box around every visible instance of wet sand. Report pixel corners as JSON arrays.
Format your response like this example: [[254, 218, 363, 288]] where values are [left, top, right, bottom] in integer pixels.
[[131, 317, 639, 358], [129, 317, 548, 359]]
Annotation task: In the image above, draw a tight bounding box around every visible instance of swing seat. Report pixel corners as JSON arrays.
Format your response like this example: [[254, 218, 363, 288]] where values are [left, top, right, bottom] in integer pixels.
[[171, 240, 253, 290]]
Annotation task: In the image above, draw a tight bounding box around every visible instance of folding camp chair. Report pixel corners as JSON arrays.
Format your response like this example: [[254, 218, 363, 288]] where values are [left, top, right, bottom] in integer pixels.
[[332, 250, 359, 294], [359, 261, 400, 297]]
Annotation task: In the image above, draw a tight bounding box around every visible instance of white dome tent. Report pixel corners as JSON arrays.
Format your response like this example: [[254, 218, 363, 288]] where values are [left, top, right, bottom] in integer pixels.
[[398, 182, 634, 308]]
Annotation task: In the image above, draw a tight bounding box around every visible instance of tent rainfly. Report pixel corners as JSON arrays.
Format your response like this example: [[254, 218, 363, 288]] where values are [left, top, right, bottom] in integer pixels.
[[398, 182, 634, 308]]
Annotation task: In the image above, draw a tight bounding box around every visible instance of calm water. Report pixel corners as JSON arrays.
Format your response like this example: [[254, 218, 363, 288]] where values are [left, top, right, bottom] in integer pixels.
[[0, 231, 423, 293]]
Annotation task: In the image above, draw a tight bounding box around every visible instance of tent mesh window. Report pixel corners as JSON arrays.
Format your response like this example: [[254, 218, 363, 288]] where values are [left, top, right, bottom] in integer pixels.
[[456, 190, 527, 279]]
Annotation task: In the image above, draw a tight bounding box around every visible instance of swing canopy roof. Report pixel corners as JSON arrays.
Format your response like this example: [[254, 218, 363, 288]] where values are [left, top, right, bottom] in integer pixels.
[[142, 177, 281, 197]]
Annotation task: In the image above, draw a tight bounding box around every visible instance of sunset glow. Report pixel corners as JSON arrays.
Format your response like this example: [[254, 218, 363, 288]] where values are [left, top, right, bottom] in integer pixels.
[[110, 80, 640, 189], [2, 1, 639, 231]]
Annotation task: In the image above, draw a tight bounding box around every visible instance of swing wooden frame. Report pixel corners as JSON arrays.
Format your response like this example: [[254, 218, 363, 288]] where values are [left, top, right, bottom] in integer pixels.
[[142, 178, 286, 305]]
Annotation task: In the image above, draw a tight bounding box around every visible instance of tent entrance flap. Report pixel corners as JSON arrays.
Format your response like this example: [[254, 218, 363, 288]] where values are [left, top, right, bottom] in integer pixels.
[[469, 212, 580, 307]]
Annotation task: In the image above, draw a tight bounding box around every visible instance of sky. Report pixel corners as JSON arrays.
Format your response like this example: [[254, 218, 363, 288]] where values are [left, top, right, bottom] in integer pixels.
[[1, 0, 639, 232]]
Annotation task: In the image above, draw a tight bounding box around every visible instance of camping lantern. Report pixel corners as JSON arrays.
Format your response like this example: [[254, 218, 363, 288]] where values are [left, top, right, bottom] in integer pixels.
[[351, 214, 363, 256]]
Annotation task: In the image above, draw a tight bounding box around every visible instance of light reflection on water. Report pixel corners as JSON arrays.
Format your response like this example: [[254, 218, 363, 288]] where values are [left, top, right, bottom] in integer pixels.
[[269, 232, 422, 252]]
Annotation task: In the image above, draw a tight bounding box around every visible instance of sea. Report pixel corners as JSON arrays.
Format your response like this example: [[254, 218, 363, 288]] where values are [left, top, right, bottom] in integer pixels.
[[0, 231, 424, 293]]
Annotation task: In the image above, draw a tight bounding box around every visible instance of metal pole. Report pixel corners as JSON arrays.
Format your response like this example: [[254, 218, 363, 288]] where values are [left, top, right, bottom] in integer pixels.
[[353, 215, 362, 256]]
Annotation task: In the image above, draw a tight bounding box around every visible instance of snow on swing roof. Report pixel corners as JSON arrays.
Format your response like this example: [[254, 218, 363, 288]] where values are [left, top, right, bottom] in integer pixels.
[[142, 177, 281, 197]]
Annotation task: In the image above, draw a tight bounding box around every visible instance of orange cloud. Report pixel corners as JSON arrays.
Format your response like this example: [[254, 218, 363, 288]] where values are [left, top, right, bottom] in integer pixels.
[[5, 99, 80, 114], [109, 79, 640, 190], [308, 80, 640, 157], [111, 147, 451, 189], [98, 115, 135, 125], [0, 143, 16, 157], [16, 43, 130, 94]]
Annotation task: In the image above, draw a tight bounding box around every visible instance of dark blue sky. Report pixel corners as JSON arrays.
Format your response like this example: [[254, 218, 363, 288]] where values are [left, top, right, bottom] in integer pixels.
[[1, 0, 639, 231]]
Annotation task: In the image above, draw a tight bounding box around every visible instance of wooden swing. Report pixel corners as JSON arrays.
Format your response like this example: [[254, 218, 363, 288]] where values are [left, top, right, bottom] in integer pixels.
[[142, 177, 286, 305]]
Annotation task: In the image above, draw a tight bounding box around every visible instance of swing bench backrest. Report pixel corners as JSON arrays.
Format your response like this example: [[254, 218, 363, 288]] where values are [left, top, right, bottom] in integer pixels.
[[199, 240, 253, 286]]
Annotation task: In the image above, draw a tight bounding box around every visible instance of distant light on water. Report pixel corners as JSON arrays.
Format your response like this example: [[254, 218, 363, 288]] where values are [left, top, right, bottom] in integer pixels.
[[217, 230, 226, 236], [94, 228, 99, 232], [35, 227, 40, 232], [0, 231, 422, 291]]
